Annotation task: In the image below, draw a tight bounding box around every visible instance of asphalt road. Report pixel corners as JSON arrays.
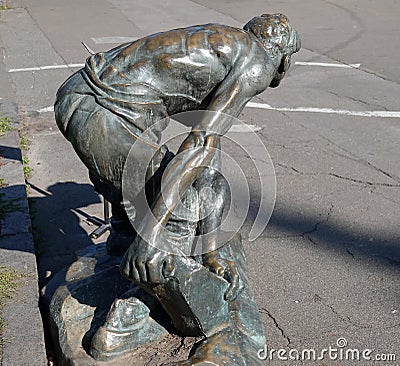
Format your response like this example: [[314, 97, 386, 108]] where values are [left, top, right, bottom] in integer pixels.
[[0, 0, 399, 364]]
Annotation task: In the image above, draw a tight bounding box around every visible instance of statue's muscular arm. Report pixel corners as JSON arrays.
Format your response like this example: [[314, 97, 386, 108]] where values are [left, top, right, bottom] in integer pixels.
[[120, 37, 273, 299]]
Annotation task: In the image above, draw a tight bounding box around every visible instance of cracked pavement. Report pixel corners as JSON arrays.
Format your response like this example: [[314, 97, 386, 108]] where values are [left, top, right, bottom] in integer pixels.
[[0, 0, 399, 364]]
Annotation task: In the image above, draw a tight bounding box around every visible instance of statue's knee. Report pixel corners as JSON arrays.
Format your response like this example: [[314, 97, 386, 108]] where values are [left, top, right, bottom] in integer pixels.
[[214, 173, 228, 200]]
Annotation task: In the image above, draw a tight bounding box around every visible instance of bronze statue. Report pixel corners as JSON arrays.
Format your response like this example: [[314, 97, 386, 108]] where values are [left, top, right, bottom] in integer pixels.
[[53, 13, 300, 365]]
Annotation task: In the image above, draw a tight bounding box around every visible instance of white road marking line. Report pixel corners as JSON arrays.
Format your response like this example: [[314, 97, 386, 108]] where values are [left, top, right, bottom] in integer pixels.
[[246, 102, 400, 118], [37, 106, 54, 113], [229, 124, 262, 132], [8, 64, 84, 73], [92, 36, 137, 44], [38, 103, 400, 119], [34, 131, 61, 137], [295, 61, 361, 68]]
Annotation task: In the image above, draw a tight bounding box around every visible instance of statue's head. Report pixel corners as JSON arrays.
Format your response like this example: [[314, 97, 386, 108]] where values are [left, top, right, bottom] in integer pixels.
[[244, 13, 301, 87]]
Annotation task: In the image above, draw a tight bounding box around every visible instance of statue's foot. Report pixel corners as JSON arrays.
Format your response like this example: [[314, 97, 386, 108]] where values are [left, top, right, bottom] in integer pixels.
[[106, 232, 133, 256], [165, 327, 264, 366], [90, 296, 168, 361]]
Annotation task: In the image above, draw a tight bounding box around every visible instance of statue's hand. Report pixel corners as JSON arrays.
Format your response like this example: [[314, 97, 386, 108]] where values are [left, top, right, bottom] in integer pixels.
[[178, 131, 205, 153], [120, 235, 174, 284], [202, 251, 244, 301]]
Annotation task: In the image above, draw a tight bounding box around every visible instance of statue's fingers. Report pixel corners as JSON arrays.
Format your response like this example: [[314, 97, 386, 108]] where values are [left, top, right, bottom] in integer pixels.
[[119, 253, 130, 278], [129, 261, 140, 282], [120, 256, 140, 282], [213, 261, 225, 277], [162, 255, 175, 278], [223, 262, 241, 301], [147, 257, 163, 283], [207, 258, 225, 276], [136, 259, 148, 283]]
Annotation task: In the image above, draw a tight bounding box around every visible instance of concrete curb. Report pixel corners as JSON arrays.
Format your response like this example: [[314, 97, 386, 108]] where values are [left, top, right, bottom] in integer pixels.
[[0, 100, 47, 365]]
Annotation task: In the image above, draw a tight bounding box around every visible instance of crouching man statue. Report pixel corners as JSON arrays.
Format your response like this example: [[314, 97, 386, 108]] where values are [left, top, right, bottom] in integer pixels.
[[54, 13, 300, 365]]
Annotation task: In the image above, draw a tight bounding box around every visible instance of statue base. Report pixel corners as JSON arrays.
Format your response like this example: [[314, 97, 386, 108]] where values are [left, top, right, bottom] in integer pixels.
[[44, 236, 266, 365]]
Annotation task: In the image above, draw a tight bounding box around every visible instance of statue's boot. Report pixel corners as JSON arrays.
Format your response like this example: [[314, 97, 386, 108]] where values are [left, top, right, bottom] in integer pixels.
[[90, 294, 168, 361]]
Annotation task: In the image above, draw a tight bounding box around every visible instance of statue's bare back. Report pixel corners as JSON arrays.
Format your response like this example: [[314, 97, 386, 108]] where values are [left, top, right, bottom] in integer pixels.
[[85, 24, 272, 115]]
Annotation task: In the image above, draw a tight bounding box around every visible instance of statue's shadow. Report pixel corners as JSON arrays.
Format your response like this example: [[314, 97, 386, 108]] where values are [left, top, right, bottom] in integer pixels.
[[28, 181, 101, 288]]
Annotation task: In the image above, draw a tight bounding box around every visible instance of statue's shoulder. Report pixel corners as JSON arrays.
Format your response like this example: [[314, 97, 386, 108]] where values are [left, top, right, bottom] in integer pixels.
[[146, 23, 257, 50], [182, 24, 262, 63], [194, 23, 257, 45]]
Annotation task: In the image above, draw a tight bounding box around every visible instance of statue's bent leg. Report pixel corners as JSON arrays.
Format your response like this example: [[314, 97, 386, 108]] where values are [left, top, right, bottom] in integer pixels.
[[196, 167, 228, 250], [134, 170, 266, 365], [55, 71, 169, 255]]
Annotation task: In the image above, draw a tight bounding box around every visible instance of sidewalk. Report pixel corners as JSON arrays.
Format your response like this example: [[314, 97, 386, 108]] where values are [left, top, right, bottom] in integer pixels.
[[0, 97, 47, 364], [0, 3, 46, 360]]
